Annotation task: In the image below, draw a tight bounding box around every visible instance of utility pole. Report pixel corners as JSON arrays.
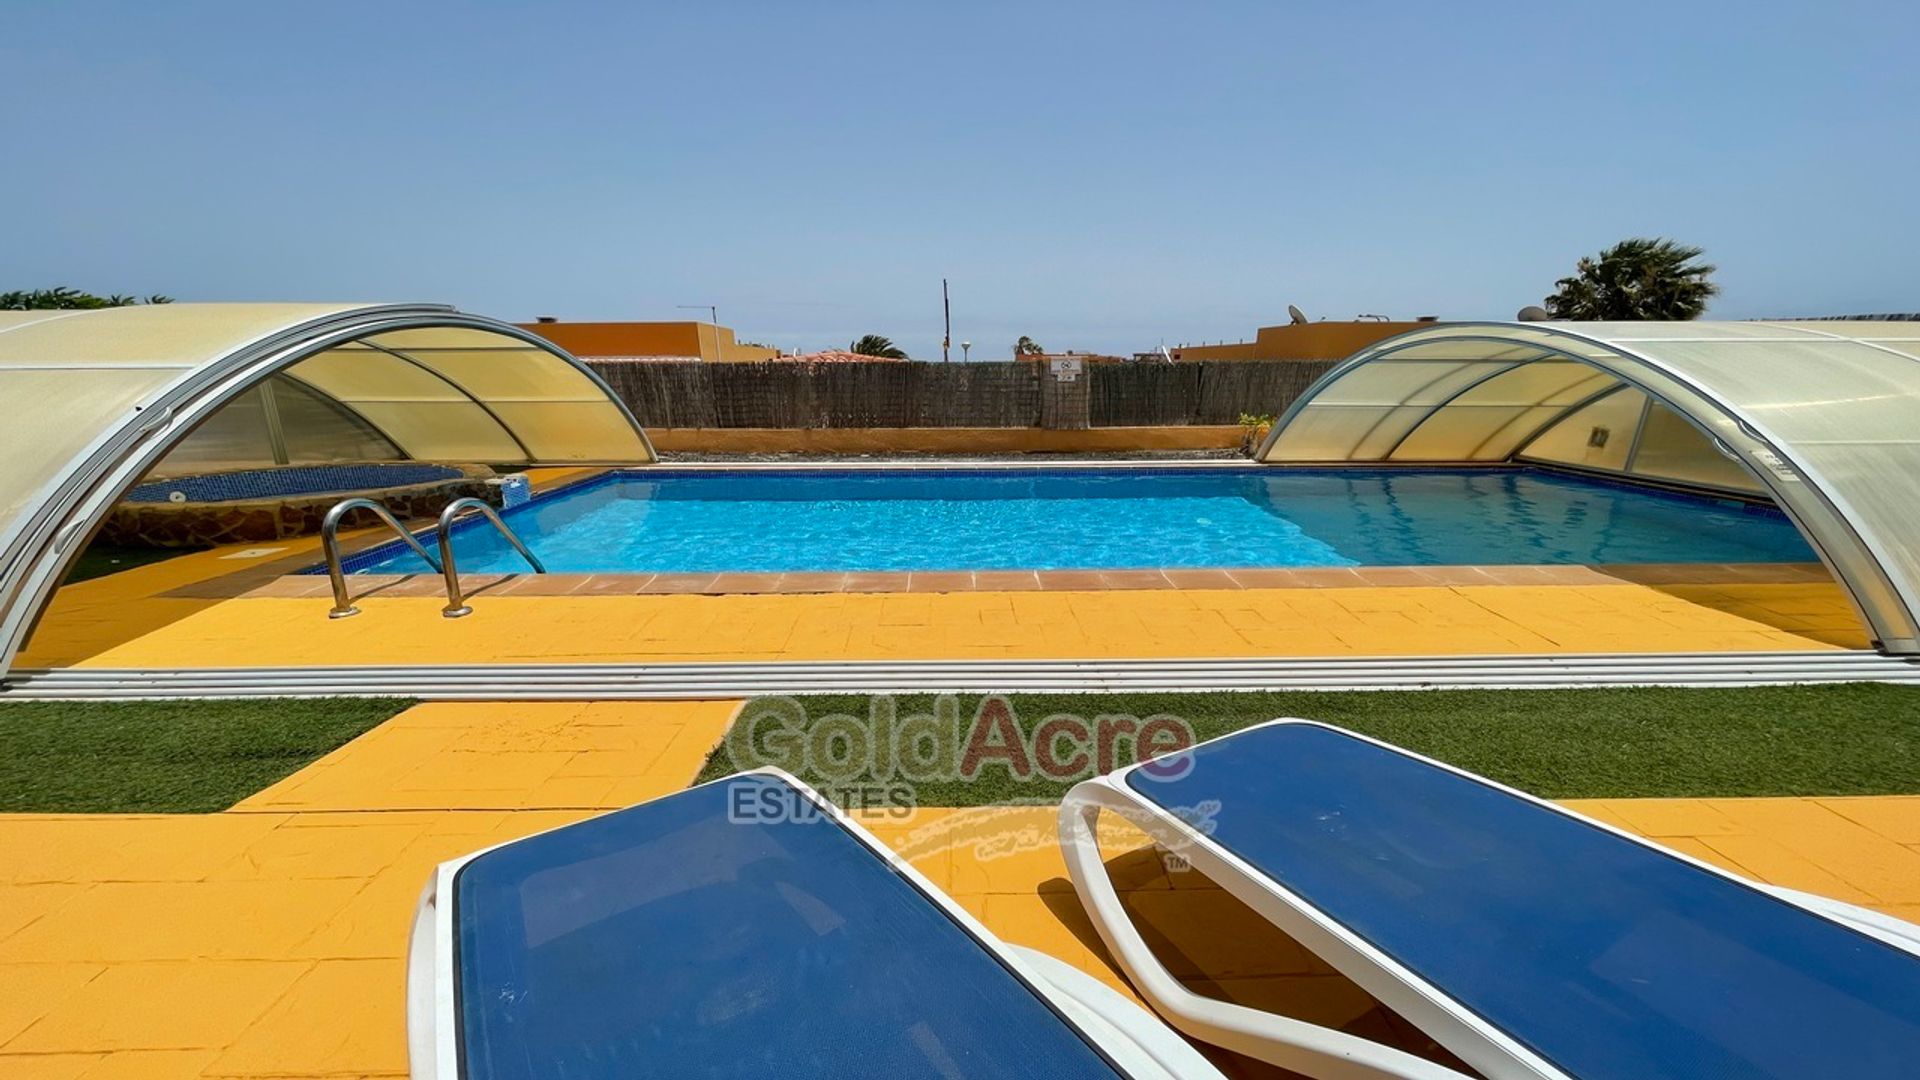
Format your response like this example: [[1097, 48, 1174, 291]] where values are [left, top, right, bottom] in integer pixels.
[[941, 278, 951, 363]]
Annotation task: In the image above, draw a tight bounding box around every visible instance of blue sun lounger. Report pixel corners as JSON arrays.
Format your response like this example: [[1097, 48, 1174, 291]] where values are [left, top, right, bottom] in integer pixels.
[[408, 770, 1225, 1080], [1059, 720, 1920, 1080]]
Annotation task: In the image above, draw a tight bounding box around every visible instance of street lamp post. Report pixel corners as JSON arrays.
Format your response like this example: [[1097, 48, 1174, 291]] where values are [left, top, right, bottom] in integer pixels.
[[677, 304, 719, 361]]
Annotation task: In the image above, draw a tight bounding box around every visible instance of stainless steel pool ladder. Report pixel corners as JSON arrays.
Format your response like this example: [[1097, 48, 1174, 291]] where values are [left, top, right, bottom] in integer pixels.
[[436, 497, 545, 618], [320, 498, 444, 619]]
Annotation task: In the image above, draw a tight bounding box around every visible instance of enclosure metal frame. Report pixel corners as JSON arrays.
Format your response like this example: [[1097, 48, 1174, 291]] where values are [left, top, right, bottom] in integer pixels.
[[0, 304, 655, 679], [1257, 322, 1920, 655]]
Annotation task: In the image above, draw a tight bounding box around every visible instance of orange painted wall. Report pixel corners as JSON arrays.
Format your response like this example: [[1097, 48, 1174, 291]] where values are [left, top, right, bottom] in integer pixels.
[[1168, 341, 1262, 361], [520, 321, 779, 362], [1173, 321, 1428, 362]]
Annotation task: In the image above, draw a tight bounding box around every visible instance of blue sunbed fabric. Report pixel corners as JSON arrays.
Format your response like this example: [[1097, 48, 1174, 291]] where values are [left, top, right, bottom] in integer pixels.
[[453, 773, 1124, 1079], [1126, 723, 1920, 1080]]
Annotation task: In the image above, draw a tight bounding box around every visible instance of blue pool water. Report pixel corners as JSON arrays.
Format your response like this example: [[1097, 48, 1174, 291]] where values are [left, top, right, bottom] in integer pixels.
[[347, 467, 1816, 575]]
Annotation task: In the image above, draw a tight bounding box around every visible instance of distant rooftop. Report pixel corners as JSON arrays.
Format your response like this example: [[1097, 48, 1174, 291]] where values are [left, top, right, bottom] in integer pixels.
[[779, 349, 907, 363], [1785, 313, 1920, 321]]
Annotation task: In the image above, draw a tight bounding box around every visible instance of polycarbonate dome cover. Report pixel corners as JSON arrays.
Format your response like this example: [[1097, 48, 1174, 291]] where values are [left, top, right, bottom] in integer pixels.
[[1260, 321, 1920, 654], [0, 302, 653, 673]]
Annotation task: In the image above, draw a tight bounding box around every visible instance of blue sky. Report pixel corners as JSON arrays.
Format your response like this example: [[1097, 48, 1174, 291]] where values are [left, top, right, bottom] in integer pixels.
[[5, 1, 1915, 358]]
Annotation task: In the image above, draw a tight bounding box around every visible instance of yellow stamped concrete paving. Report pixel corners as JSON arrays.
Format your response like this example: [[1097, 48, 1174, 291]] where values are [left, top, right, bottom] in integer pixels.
[[2, 700, 1918, 1078], [15, 467, 606, 671], [0, 702, 738, 1080], [22, 579, 1866, 670], [21, 457, 1870, 671]]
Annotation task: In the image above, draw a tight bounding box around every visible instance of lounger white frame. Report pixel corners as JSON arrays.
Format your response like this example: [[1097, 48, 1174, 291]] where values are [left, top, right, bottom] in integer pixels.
[[1059, 718, 1920, 1080], [408, 767, 1226, 1080]]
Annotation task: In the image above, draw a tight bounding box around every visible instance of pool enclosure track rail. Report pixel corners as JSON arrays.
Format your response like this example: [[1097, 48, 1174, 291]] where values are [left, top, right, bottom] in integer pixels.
[[6, 651, 1915, 700], [320, 498, 443, 619], [436, 497, 545, 618]]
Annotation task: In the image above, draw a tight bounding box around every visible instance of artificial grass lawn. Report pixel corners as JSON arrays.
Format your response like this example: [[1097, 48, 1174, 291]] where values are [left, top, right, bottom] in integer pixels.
[[0, 698, 413, 813], [5, 686, 1914, 814], [698, 684, 1920, 805]]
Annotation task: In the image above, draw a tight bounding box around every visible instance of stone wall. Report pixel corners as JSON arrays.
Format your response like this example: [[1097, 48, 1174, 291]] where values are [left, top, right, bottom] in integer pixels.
[[99, 468, 499, 548]]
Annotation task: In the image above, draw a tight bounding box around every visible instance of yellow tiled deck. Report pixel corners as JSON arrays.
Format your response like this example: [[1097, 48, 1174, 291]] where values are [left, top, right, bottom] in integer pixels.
[[16, 468, 1870, 672], [2, 492, 1892, 1075], [2, 701, 1916, 1079], [22, 553, 1869, 670]]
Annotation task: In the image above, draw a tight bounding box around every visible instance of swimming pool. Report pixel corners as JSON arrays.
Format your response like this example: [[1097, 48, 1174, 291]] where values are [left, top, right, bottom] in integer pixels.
[[342, 466, 1817, 575]]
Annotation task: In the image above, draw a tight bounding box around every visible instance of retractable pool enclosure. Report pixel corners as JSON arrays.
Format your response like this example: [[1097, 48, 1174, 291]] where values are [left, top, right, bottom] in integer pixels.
[[0, 302, 654, 675], [1258, 321, 1920, 654]]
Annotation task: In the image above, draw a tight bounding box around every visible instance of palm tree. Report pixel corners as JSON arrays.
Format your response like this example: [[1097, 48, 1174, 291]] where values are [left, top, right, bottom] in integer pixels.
[[1014, 335, 1045, 356], [849, 334, 908, 359], [1544, 238, 1719, 320], [0, 287, 173, 310]]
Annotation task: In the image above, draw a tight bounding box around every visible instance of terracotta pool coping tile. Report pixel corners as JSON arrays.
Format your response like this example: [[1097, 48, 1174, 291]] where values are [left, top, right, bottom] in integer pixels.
[[287, 576, 336, 598], [367, 575, 442, 598], [708, 572, 783, 593], [972, 570, 1042, 591], [1161, 569, 1241, 590], [1548, 566, 1621, 585], [1224, 568, 1311, 589], [1476, 565, 1602, 586], [840, 572, 912, 593], [491, 574, 604, 596], [1412, 566, 1501, 586], [485, 575, 542, 596], [244, 558, 1832, 604], [1592, 563, 1704, 586], [459, 574, 514, 598], [1099, 570, 1173, 590], [908, 572, 977, 594], [772, 572, 849, 594], [637, 572, 719, 594], [574, 574, 655, 595], [1345, 567, 1440, 587], [1301, 568, 1380, 587], [1036, 570, 1109, 591], [1468, 566, 1533, 585]]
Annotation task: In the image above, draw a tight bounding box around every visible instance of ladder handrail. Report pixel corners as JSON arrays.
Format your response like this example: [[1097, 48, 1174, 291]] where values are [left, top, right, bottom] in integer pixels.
[[321, 498, 443, 619], [437, 497, 545, 618]]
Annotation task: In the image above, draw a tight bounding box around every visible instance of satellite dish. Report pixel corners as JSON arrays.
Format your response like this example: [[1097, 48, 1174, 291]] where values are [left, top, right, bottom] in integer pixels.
[[1517, 305, 1551, 322], [1287, 304, 1309, 325]]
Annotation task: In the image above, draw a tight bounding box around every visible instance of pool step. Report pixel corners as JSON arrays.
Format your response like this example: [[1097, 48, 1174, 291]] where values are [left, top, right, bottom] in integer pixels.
[[5, 651, 1918, 700]]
